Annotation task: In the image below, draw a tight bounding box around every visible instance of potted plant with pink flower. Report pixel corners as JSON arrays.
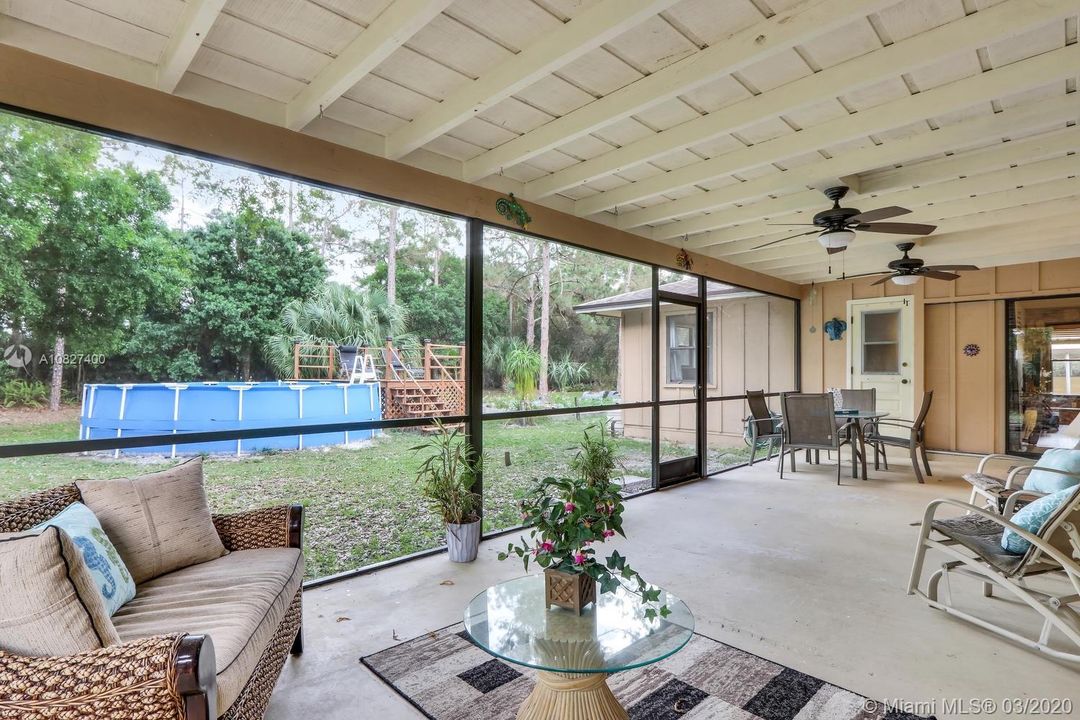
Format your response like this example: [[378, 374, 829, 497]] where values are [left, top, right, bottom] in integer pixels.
[[498, 423, 669, 619]]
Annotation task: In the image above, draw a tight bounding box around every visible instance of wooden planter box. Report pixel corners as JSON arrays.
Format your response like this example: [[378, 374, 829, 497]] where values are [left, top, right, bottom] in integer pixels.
[[544, 568, 596, 615]]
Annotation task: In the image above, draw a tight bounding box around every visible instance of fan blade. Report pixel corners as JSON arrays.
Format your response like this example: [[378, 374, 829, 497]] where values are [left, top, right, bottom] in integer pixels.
[[922, 264, 979, 272], [871, 274, 895, 286], [842, 271, 890, 279], [854, 222, 937, 235], [848, 206, 910, 224], [766, 223, 817, 226], [751, 230, 820, 250], [826, 246, 846, 254], [920, 270, 960, 281]]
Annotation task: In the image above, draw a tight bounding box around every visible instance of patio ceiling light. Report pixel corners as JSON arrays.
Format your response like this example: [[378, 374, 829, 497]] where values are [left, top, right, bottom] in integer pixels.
[[891, 274, 920, 286], [817, 229, 854, 250]]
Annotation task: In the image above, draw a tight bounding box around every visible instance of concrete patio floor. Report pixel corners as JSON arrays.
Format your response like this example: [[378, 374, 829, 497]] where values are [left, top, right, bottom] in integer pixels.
[[267, 453, 1080, 719]]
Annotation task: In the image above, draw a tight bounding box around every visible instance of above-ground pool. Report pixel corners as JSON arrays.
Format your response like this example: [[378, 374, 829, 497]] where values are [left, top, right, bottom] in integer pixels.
[[81, 381, 382, 456]]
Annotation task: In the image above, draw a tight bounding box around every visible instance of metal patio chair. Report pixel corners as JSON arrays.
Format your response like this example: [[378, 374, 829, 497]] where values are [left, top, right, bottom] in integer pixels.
[[908, 486, 1080, 662], [963, 451, 1080, 516], [864, 390, 934, 483], [778, 393, 851, 485], [745, 390, 782, 466]]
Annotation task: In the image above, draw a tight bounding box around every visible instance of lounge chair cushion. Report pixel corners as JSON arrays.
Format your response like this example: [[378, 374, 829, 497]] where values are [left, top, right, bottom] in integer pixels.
[[930, 514, 1025, 575], [1001, 487, 1076, 554], [0, 526, 121, 656], [112, 547, 303, 714], [76, 457, 227, 584], [1026, 449, 1080, 494], [31, 502, 136, 616]]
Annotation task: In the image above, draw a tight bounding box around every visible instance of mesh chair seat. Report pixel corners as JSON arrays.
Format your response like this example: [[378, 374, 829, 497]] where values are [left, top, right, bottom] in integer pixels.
[[962, 472, 1005, 493], [864, 432, 909, 447], [930, 515, 1025, 575]]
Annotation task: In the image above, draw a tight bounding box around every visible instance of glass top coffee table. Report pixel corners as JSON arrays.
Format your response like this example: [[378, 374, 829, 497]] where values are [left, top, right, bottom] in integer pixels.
[[463, 575, 694, 720]]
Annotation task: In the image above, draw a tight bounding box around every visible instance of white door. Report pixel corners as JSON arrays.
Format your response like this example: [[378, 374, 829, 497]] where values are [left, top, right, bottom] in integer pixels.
[[847, 297, 915, 420]]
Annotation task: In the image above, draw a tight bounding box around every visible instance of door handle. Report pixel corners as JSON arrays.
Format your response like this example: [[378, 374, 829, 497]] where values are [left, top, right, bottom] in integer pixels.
[[901, 379, 909, 384]]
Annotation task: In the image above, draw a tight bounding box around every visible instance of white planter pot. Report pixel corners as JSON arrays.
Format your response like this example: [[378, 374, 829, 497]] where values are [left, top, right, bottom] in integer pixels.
[[446, 519, 480, 563]]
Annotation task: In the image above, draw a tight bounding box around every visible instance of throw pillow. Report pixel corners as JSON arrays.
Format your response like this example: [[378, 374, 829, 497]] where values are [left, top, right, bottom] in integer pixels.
[[0, 526, 120, 656], [77, 457, 227, 584], [1025, 449, 1080, 494], [32, 502, 136, 616], [1001, 486, 1078, 554]]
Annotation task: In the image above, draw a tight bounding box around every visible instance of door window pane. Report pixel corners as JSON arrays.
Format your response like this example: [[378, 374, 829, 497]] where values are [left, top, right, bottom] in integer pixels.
[[665, 312, 714, 385], [861, 310, 900, 373]]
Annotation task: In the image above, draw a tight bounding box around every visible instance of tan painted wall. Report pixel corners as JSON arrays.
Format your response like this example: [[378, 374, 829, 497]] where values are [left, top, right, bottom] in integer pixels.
[[801, 258, 1080, 454], [0, 45, 801, 300], [621, 295, 797, 446]]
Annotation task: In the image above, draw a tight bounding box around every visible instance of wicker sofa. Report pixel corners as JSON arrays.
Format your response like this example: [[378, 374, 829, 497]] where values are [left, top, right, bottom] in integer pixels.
[[0, 483, 304, 720]]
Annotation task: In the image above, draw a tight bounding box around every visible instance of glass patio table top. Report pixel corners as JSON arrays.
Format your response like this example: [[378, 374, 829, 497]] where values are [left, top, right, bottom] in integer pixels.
[[462, 574, 694, 674]]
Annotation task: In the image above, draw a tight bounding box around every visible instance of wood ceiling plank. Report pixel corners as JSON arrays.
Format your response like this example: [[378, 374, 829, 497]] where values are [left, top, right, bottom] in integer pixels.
[[384, 0, 679, 159], [285, 0, 452, 130], [525, 0, 1071, 202], [669, 92, 1080, 245], [613, 43, 1080, 228], [462, 0, 900, 182]]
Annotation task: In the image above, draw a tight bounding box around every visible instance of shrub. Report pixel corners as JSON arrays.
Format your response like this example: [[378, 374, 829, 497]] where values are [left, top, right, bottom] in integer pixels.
[[0, 379, 50, 408]]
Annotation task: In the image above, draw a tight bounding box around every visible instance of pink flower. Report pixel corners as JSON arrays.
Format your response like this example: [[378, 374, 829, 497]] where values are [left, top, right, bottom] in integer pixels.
[[539, 541, 554, 553], [520, 512, 529, 521], [602, 529, 616, 539], [573, 553, 587, 565], [564, 502, 576, 512]]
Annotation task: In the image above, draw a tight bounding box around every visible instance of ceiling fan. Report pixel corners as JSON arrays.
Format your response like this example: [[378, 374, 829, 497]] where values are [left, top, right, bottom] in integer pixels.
[[849, 242, 979, 286], [752, 186, 937, 254]]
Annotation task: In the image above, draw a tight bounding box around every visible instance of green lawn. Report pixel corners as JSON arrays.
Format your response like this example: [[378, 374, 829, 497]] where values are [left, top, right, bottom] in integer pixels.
[[0, 413, 750, 579]]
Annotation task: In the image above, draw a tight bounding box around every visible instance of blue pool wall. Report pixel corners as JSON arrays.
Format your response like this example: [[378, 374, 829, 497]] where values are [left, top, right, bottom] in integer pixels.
[[80, 381, 382, 456]]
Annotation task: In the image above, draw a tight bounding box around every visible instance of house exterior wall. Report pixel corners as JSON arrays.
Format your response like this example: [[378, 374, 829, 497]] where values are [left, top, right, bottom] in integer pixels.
[[620, 295, 797, 447], [800, 258, 1080, 454]]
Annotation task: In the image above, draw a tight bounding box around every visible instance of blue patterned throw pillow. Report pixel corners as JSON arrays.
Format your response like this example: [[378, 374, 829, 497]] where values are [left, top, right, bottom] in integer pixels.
[[1025, 449, 1080, 494], [32, 502, 136, 616], [1000, 487, 1078, 555]]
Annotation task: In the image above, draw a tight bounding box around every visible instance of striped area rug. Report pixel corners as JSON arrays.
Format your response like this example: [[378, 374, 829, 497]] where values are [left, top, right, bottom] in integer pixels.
[[361, 623, 931, 720]]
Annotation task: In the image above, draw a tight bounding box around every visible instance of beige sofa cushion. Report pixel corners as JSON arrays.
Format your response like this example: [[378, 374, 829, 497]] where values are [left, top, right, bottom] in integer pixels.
[[77, 457, 227, 584], [112, 548, 303, 714], [0, 526, 121, 656]]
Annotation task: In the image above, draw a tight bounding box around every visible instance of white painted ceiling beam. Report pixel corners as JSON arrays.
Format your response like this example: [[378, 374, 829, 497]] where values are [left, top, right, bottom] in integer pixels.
[[157, 0, 226, 93], [598, 43, 1079, 222], [461, 0, 902, 183], [747, 178, 1080, 271], [286, 0, 453, 131], [384, 0, 680, 160], [647, 90, 1080, 243], [524, 0, 1069, 201], [700, 139, 1080, 256]]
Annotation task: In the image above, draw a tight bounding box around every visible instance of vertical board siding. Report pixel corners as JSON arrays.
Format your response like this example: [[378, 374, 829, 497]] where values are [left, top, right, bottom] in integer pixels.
[[801, 258, 1080, 454]]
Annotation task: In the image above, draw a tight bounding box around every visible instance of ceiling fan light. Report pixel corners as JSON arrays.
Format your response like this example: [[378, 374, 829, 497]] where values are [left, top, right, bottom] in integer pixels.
[[892, 274, 920, 286], [818, 229, 855, 249]]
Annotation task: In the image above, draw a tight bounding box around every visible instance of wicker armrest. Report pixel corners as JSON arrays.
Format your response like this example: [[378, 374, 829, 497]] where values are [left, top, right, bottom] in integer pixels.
[[0, 634, 216, 720], [212, 504, 303, 551]]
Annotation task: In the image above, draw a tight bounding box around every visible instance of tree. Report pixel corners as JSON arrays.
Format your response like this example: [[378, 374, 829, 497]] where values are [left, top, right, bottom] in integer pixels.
[[538, 241, 551, 398], [0, 116, 187, 408], [264, 282, 408, 378], [182, 214, 327, 379]]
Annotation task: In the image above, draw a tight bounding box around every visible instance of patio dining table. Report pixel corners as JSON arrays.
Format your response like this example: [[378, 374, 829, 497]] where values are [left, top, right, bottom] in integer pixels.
[[834, 409, 888, 480]]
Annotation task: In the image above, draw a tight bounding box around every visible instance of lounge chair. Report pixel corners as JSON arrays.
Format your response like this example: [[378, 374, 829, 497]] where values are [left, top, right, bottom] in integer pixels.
[[907, 487, 1080, 662], [963, 450, 1080, 515]]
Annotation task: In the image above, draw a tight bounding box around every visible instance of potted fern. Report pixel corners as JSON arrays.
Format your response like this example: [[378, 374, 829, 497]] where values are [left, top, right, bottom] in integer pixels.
[[413, 421, 483, 562], [499, 422, 669, 619]]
